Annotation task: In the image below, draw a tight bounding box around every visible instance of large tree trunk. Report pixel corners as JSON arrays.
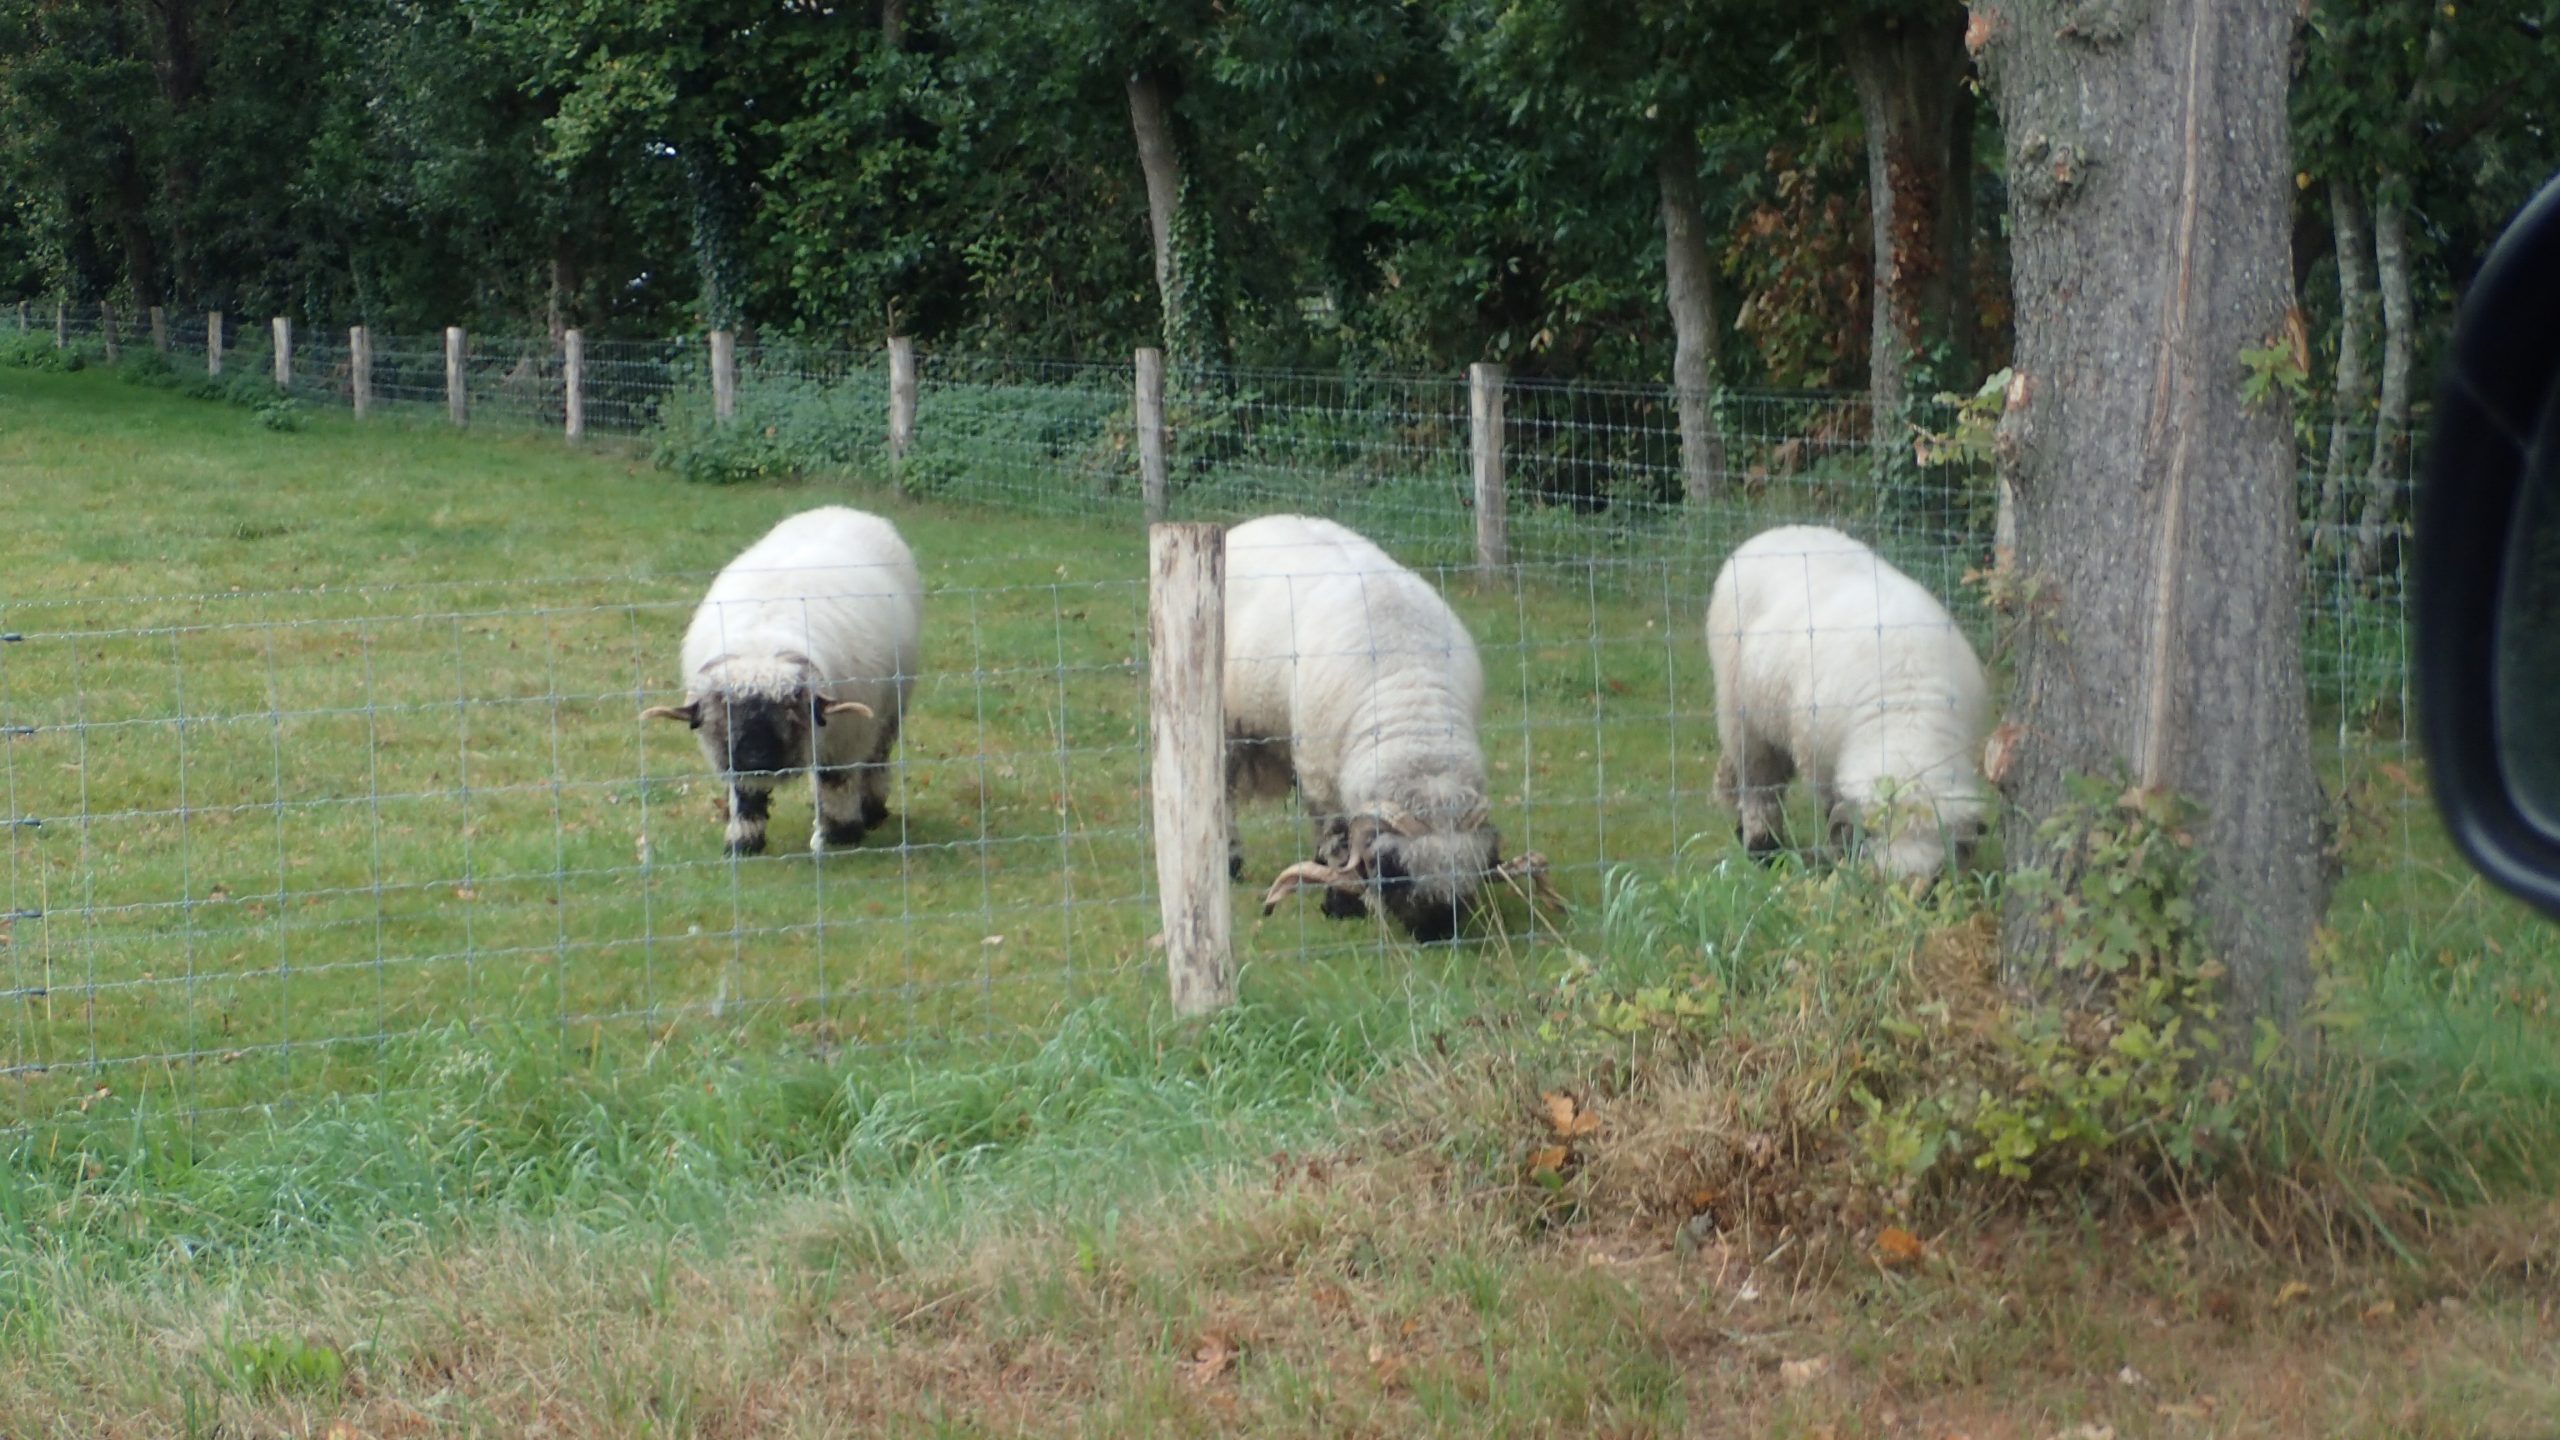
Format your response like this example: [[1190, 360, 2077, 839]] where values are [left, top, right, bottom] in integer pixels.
[[1843, 6, 1971, 463], [1657, 141, 1726, 504], [1976, 0, 2329, 1040], [881, 0, 907, 49], [2315, 181, 2374, 552], [2351, 182, 2414, 580]]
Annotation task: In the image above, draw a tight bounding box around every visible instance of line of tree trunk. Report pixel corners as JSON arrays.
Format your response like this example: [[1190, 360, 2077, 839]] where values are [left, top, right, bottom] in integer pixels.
[[1657, 139, 1726, 504], [1842, 6, 1972, 470], [2350, 180, 2416, 581], [2314, 181, 2374, 550], [1976, 0, 2329, 1042]]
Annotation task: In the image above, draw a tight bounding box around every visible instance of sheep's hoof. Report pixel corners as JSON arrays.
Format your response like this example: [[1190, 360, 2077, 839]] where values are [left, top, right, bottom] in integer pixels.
[[725, 834, 767, 858], [816, 817, 870, 851]]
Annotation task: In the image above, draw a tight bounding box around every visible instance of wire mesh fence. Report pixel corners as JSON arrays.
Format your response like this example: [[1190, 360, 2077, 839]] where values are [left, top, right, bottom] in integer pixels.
[[2, 299, 2428, 1135]]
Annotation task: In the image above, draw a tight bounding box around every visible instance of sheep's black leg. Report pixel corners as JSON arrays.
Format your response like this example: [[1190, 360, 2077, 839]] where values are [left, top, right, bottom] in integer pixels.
[[725, 785, 771, 857], [814, 771, 870, 850]]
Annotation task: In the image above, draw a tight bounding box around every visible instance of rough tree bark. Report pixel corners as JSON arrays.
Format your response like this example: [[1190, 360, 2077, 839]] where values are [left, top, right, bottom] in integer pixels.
[[1128, 70, 1185, 332], [2315, 181, 2374, 548], [881, 0, 907, 49], [1657, 141, 1727, 504], [1843, 5, 1972, 462], [1975, 0, 2329, 1040], [2352, 181, 2414, 579]]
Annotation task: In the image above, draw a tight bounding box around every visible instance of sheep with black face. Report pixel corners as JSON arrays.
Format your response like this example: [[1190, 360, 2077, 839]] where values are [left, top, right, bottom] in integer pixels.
[[644, 506, 922, 856], [1222, 514, 1549, 942]]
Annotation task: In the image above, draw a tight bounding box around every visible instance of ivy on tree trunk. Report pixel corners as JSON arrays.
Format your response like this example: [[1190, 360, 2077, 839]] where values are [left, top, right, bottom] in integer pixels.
[[1975, 0, 2330, 1043]]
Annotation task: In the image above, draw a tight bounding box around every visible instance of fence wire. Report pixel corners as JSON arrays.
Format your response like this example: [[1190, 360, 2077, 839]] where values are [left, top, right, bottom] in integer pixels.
[[2, 301, 2426, 1134]]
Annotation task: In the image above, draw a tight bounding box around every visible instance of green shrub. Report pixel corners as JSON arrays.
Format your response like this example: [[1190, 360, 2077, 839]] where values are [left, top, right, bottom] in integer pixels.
[[256, 397, 304, 432], [115, 348, 178, 386]]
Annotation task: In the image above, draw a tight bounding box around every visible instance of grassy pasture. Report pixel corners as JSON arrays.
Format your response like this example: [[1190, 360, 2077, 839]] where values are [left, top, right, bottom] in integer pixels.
[[0, 367, 1773, 1129]]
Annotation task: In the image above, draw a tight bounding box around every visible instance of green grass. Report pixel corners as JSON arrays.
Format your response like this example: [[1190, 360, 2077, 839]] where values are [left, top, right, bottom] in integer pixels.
[[5, 362, 2559, 1437]]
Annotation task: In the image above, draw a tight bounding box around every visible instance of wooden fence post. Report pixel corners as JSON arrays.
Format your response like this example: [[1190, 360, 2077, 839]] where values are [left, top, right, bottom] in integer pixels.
[[1470, 362, 1507, 572], [149, 305, 167, 354], [564, 329, 585, 443], [349, 326, 372, 418], [13, 301, 24, 332], [271, 317, 292, 389], [54, 300, 65, 349], [445, 326, 467, 426], [888, 336, 917, 463], [1148, 521, 1235, 1016], [709, 330, 737, 422], [1136, 347, 1169, 524], [100, 304, 118, 363], [207, 311, 222, 375]]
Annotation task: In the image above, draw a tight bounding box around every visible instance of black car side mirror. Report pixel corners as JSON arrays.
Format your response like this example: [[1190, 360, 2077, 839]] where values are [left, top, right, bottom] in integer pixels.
[[2417, 171, 2560, 923]]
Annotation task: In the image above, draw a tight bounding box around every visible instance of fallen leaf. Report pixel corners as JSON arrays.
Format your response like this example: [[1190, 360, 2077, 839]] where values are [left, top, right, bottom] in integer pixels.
[[1525, 1145, 1569, 1176], [1541, 1091, 1600, 1138], [1983, 721, 2025, 787], [1779, 1356, 1830, 1388], [1183, 1334, 1237, 1387], [1874, 1226, 1926, 1267], [2273, 1279, 2314, 1308], [2361, 1299, 2397, 1323]]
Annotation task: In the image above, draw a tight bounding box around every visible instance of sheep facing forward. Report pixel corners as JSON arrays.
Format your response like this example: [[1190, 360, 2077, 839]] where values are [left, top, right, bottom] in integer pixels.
[[1222, 514, 1553, 942], [1705, 524, 1990, 881], [644, 506, 923, 856]]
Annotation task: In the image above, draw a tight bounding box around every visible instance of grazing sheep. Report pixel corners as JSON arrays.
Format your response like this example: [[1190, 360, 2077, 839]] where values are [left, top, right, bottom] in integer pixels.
[[1223, 514, 1549, 942], [1705, 524, 1990, 881], [643, 506, 922, 856]]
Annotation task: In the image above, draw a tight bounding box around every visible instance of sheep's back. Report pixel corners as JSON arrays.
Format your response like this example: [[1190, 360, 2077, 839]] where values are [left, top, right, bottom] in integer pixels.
[[1706, 526, 1985, 767], [1223, 516, 1484, 785], [680, 507, 923, 690]]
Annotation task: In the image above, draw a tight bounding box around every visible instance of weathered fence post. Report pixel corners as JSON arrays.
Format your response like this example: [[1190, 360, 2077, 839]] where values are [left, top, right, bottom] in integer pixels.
[[1137, 346, 1169, 524], [1470, 362, 1507, 572], [445, 326, 467, 426], [349, 326, 372, 418], [149, 305, 167, 354], [13, 301, 24, 332], [709, 329, 737, 422], [100, 304, 118, 363], [1148, 521, 1235, 1016], [563, 329, 585, 443], [54, 300, 65, 349], [207, 311, 223, 375], [888, 336, 917, 464], [271, 317, 292, 388]]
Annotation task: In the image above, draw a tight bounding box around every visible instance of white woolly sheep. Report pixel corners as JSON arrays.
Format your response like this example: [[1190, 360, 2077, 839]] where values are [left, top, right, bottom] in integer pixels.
[[643, 506, 923, 856], [1222, 514, 1550, 942], [1705, 524, 1990, 881]]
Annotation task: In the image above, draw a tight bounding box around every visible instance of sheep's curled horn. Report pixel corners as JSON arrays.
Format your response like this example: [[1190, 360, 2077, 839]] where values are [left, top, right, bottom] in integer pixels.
[[637, 697, 874, 725], [1256, 847, 1567, 916]]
